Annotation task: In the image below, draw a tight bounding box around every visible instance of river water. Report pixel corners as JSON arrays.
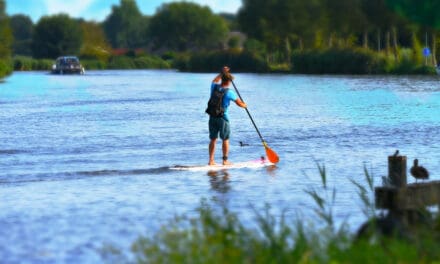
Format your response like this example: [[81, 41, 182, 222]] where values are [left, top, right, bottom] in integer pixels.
[[1, 70, 440, 263]]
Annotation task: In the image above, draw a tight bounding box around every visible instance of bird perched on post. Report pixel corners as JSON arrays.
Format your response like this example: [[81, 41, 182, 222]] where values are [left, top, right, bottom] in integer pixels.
[[410, 159, 429, 183]]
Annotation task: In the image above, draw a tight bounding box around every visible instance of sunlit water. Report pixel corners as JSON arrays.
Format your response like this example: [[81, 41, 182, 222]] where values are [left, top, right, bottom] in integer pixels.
[[1, 70, 440, 263]]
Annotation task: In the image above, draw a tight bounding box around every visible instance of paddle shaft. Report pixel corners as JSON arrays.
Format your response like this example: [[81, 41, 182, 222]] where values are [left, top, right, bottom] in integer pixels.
[[231, 80, 265, 144]]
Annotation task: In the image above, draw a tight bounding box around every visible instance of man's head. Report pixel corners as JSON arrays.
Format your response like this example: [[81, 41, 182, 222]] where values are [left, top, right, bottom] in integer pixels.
[[220, 66, 233, 86], [221, 73, 233, 85]]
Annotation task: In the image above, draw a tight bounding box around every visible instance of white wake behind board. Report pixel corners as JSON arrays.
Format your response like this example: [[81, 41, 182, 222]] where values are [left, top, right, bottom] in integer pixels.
[[170, 159, 274, 172]]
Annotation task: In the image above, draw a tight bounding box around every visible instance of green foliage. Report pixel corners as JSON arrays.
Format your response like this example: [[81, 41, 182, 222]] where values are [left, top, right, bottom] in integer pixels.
[[350, 164, 376, 219], [0, 1, 12, 59], [148, 2, 228, 52], [292, 48, 389, 74], [0, 0, 12, 78], [243, 39, 267, 58], [13, 55, 34, 70], [385, 0, 440, 29], [133, 56, 170, 69], [238, 0, 338, 55], [107, 56, 136, 69], [32, 14, 83, 59], [291, 47, 437, 75], [12, 54, 169, 71], [219, 13, 239, 31], [80, 59, 107, 70], [131, 202, 305, 264], [227, 36, 241, 49], [126, 167, 440, 264], [174, 50, 269, 72], [0, 58, 13, 77], [31, 58, 53, 70], [80, 21, 112, 62], [106, 55, 170, 70], [102, 0, 149, 48], [12, 56, 59, 71], [10, 14, 33, 56], [236, 0, 435, 65]]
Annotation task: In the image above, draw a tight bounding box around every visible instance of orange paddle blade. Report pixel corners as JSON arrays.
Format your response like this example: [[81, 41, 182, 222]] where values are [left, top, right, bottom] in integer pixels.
[[263, 143, 279, 163]]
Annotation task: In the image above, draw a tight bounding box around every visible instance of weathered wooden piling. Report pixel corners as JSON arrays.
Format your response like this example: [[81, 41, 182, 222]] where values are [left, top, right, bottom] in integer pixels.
[[375, 154, 440, 225], [387, 155, 407, 187]]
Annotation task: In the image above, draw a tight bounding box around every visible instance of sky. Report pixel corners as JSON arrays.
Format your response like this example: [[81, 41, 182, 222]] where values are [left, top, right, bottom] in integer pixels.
[[6, 0, 242, 22]]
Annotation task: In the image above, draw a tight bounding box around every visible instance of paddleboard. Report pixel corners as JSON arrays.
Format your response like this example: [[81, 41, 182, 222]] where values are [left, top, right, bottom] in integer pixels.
[[170, 159, 274, 172]]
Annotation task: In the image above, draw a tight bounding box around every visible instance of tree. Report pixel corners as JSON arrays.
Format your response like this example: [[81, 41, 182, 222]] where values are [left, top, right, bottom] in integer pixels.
[[148, 2, 228, 52], [80, 21, 112, 61], [238, 0, 326, 62], [10, 14, 33, 56], [324, 0, 366, 47], [32, 14, 83, 59], [0, 0, 13, 78], [102, 0, 149, 48], [385, 0, 440, 29], [385, 0, 440, 65]]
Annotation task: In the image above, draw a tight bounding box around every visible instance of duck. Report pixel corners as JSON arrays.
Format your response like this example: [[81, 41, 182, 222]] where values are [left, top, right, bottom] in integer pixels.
[[239, 141, 249, 147], [410, 159, 429, 183]]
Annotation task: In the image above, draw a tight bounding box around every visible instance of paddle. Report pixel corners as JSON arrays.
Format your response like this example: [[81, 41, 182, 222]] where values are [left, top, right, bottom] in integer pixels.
[[231, 80, 279, 163]]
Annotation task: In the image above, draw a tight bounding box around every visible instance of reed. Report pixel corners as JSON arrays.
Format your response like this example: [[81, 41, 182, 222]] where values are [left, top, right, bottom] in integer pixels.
[[109, 165, 440, 263]]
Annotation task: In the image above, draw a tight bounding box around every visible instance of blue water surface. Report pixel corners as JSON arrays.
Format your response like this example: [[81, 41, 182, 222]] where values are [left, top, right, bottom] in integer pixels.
[[1, 70, 440, 263]]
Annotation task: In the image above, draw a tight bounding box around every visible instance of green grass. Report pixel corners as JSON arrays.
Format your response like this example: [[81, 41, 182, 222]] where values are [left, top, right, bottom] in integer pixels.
[[114, 163, 440, 263]]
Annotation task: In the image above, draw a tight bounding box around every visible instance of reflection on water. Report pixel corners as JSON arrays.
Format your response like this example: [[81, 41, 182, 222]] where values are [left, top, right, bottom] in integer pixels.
[[207, 170, 231, 193]]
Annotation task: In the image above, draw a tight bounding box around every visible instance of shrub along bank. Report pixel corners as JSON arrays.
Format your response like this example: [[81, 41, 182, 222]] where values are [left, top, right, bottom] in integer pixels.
[[12, 54, 171, 72], [291, 48, 437, 75], [0, 58, 12, 78], [173, 49, 269, 73], [10, 48, 438, 75]]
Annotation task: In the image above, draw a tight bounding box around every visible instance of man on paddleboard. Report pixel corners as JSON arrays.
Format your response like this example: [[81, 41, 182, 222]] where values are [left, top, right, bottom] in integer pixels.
[[208, 66, 247, 165]]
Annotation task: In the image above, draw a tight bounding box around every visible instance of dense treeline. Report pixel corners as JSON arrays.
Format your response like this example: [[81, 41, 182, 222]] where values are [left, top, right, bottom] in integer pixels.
[[0, 0, 12, 78], [2, 0, 440, 76]]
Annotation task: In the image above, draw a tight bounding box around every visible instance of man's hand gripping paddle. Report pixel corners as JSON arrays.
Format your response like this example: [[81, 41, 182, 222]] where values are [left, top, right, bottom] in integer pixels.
[[231, 80, 279, 163]]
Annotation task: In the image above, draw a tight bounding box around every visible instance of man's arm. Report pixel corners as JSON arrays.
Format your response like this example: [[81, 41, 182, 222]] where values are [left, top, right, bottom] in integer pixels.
[[212, 74, 222, 83], [235, 98, 247, 108]]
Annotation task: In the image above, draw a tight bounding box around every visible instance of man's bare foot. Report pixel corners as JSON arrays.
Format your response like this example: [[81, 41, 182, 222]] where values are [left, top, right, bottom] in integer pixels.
[[223, 160, 232, 165], [208, 160, 216, 166]]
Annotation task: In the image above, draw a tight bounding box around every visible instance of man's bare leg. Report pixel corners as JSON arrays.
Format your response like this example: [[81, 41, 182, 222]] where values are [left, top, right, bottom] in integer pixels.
[[222, 139, 232, 165], [209, 138, 217, 165]]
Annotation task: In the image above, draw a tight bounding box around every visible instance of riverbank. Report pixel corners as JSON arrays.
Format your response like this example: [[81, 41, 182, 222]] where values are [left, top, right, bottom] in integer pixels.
[[10, 48, 439, 75]]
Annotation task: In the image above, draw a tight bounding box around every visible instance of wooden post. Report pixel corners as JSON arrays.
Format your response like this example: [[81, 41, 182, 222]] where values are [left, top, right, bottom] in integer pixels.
[[374, 154, 440, 228], [388, 155, 407, 187]]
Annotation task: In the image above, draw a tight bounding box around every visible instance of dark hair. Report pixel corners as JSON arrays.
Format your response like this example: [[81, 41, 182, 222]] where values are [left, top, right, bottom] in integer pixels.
[[221, 73, 233, 84]]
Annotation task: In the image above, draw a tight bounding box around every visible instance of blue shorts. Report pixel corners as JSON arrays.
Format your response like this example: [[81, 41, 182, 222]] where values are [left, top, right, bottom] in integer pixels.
[[209, 117, 230, 140]]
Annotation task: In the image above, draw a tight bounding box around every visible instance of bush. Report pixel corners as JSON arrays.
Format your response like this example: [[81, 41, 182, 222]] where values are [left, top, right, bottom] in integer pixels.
[[32, 59, 53, 71], [80, 59, 107, 70], [173, 50, 269, 73], [0, 59, 13, 78], [13, 56, 53, 71], [291, 48, 437, 75], [411, 65, 437, 75], [133, 56, 171, 69], [13, 56, 34, 71], [292, 48, 389, 74], [172, 53, 191, 71], [106, 55, 170, 70], [107, 56, 136, 69]]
